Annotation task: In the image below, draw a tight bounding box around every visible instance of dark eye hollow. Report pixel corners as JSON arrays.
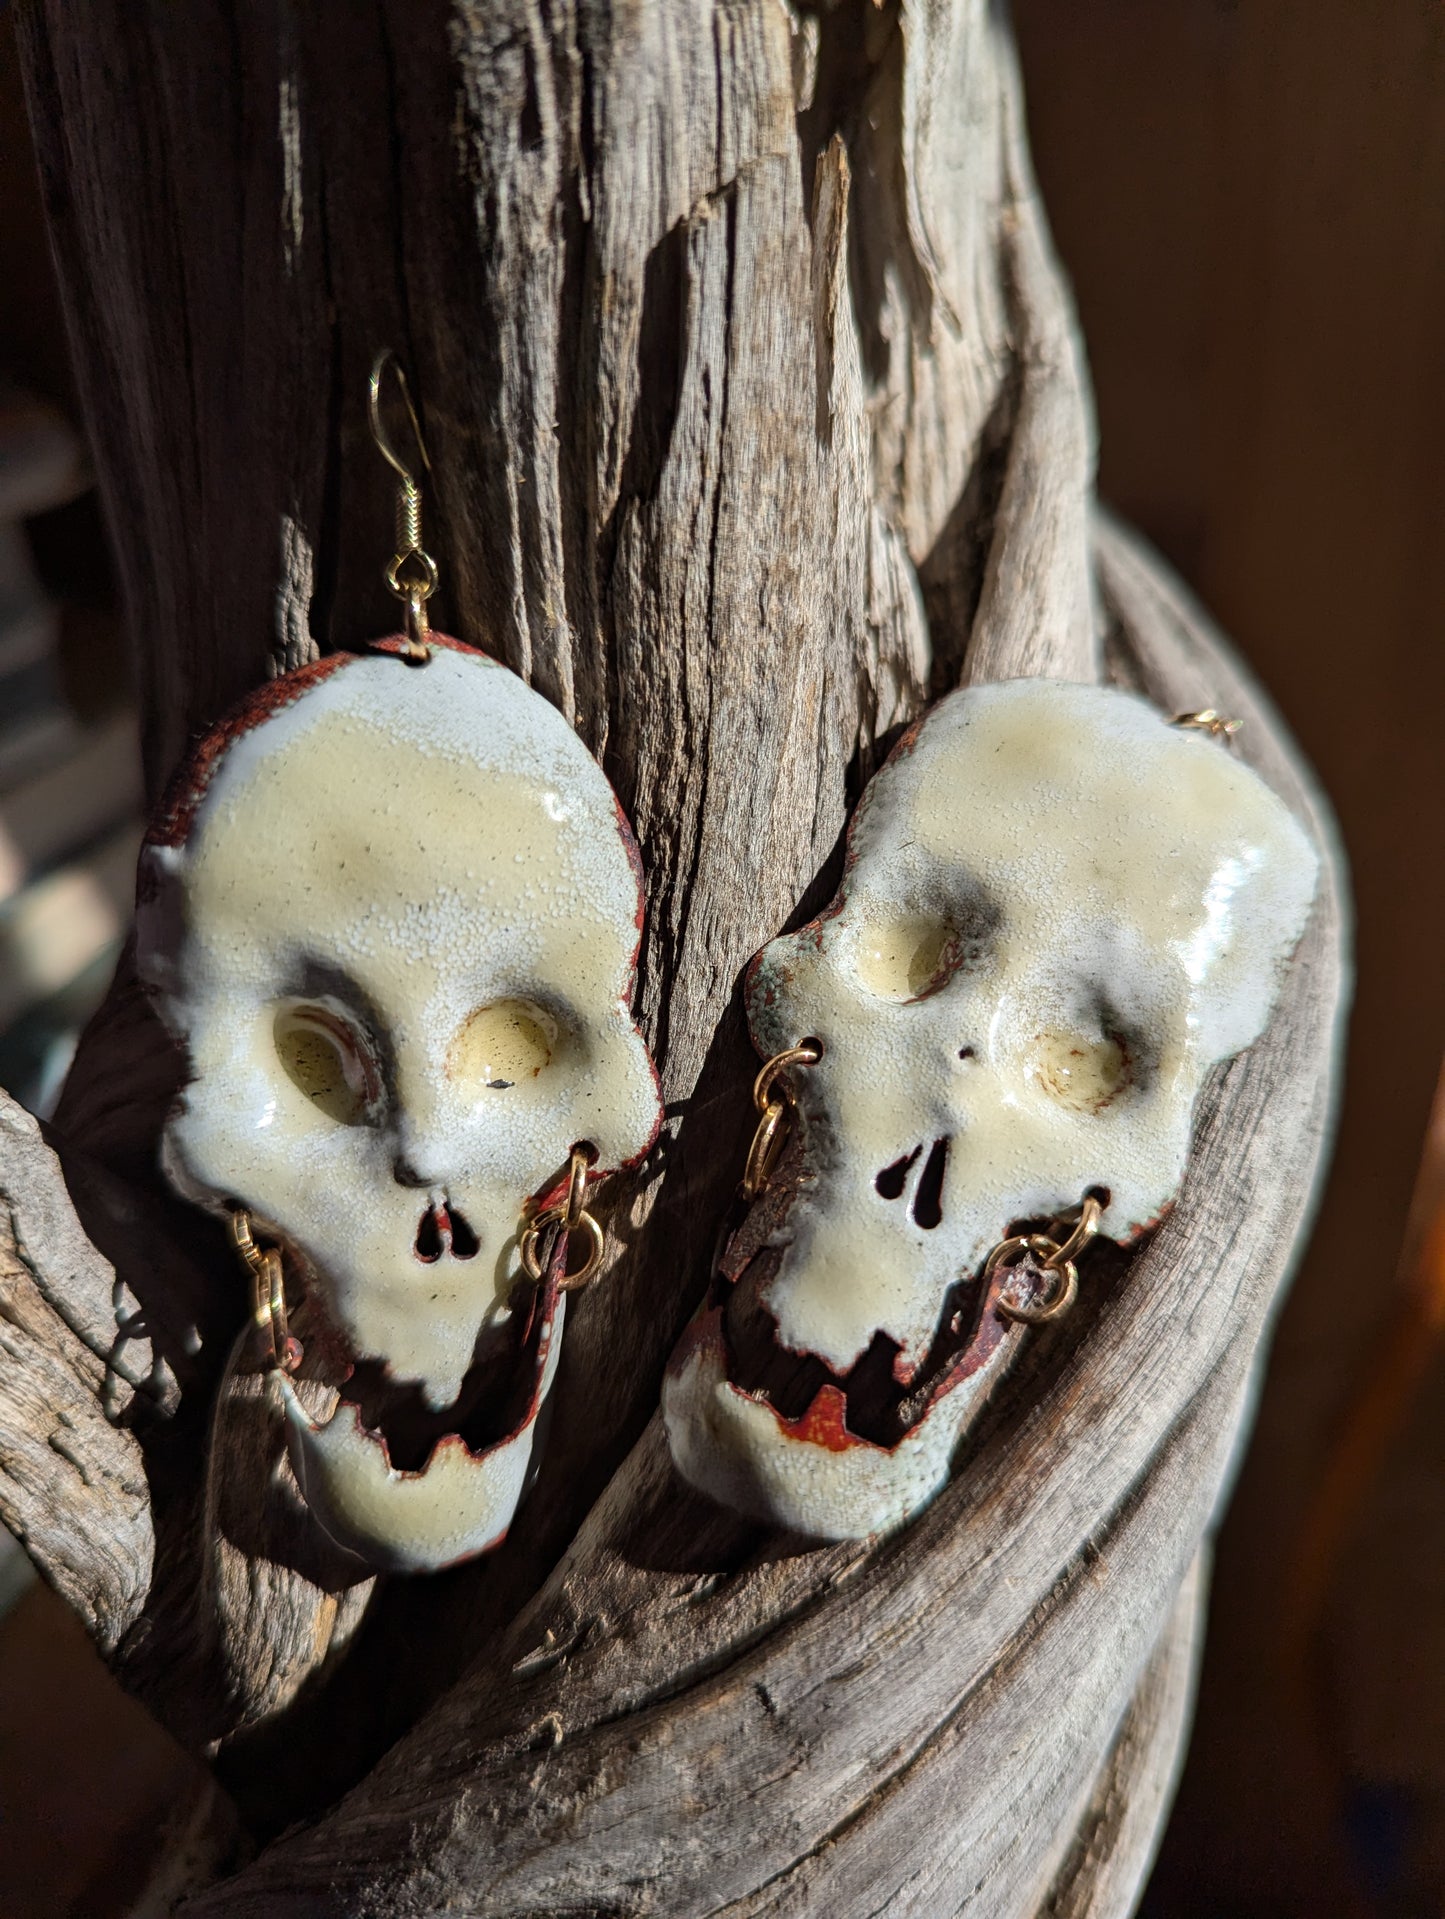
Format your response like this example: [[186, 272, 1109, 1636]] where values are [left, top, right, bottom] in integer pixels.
[[273, 1000, 381, 1123]]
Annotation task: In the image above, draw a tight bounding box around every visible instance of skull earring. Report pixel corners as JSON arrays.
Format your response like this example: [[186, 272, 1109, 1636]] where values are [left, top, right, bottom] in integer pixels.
[[136, 354, 662, 1572], [663, 677, 1319, 1541]]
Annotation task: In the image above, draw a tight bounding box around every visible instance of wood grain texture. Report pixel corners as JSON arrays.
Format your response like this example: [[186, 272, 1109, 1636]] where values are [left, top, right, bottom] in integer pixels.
[[1044, 1551, 1206, 1919], [3, 0, 1346, 1910], [178, 520, 1345, 1916], [0, 1092, 152, 1651], [197, 1345, 375, 1747]]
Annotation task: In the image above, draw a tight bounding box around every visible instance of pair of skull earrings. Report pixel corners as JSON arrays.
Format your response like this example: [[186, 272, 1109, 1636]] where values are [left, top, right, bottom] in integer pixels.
[[136, 358, 1318, 1572]]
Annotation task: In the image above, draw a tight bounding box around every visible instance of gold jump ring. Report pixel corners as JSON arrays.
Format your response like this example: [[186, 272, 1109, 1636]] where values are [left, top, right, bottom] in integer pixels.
[[984, 1191, 1104, 1327], [556, 1211, 605, 1292], [741, 1043, 821, 1201], [751, 1043, 821, 1114], [228, 1210, 300, 1373], [1049, 1194, 1102, 1268], [519, 1146, 606, 1290], [989, 1236, 1079, 1325]]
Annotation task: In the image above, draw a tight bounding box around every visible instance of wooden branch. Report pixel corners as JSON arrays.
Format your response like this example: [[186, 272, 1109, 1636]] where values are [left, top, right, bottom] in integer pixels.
[[1043, 1551, 1206, 1918], [181, 523, 1345, 1914], [6, 0, 1347, 1910], [0, 1091, 152, 1650]]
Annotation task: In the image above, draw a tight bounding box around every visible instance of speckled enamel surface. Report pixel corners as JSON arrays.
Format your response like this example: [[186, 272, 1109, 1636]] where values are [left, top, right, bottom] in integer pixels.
[[665, 677, 1319, 1538], [662, 1286, 1017, 1543], [137, 639, 661, 1568]]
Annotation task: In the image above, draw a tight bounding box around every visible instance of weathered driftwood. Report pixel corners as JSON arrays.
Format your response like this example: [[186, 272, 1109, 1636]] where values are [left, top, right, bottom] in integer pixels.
[[0, 1096, 152, 1649], [3, 0, 1345, 1911]]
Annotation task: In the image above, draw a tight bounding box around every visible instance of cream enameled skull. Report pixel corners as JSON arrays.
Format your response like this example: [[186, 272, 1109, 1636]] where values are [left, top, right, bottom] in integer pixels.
[[664, 677, 1318, 1541], [138, 638, 661, 1572]]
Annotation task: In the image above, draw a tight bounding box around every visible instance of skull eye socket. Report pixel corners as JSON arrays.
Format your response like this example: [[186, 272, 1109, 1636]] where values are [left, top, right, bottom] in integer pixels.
[[854, 915, 957, 1002], [274, 1005, 378, 1126], [450, 999, 558, 1091], [1029, 1027, 1132, 1115]]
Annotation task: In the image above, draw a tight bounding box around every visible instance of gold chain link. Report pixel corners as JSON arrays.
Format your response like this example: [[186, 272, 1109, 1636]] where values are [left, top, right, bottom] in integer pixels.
[[519, 1145, 606, 1293], [989, 1193, 1103, 1326], [740, 1043, 821, 1199], [229, 1210, 301, 1373]]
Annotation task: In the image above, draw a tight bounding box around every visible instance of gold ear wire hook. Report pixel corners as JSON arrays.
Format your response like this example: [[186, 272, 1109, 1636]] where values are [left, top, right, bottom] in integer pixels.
[[368, 350, 431, 484], [368, 349, 438, 661]]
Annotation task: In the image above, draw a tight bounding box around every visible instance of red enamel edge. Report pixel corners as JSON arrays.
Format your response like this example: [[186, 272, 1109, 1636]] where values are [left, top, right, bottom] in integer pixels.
[[145, 633, 664, 1174], [675, 1255, 1023, 1458], [144, 651, 354, 852], [144, 633, 498, 853], [666, 1302, 876, 1455]]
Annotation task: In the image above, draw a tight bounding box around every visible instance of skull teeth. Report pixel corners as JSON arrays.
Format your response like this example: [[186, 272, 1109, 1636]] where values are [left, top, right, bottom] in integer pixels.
[[333, 1287, 554, 1474], [720, 1237, 997, 1453]]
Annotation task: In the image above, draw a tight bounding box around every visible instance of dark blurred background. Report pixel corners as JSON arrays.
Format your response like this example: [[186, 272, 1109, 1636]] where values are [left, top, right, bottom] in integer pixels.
[[1, 5, 1443, 1913]]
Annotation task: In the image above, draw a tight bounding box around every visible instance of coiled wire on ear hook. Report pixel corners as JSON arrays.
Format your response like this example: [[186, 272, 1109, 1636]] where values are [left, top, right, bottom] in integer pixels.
[[368, 350, 438, 661]]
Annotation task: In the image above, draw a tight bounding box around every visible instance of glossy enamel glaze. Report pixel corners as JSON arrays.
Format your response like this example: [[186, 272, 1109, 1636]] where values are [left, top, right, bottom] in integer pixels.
[[138, 639, 661, 1569], [664, 677, 1319, 1540]]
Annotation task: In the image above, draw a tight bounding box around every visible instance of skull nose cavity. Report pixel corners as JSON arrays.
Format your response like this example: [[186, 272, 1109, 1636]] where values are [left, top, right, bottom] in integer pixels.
[[875, 1146, 922, 1200], [448, 1209, 480, 1258], [414, 1203, 479, 1263], [874, 1136, 950, 1229], [415, 1207, 442, 1262], [912, 1136, 949, 1230]]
